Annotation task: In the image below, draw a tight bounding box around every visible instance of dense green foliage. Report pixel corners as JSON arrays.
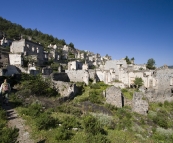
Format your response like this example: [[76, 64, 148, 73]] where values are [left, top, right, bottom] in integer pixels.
[[125, 56, 131, 64], [0, 16, 76, 48], [146, 58, 156, 70], [134, 77, 143, 88], [20, 73, 59, 97]]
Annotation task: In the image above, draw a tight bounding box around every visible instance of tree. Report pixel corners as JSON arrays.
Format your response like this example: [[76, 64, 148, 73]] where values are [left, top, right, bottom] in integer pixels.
[[134, 77, 143, 88], [146, 58, 156, 70], [69, 42, 74, 49], [125, 56, 131, 64], [131, 57, 134, 61]]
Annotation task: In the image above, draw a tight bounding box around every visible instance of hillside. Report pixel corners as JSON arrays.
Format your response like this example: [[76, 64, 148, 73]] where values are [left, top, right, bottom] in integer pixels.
[[0, 74, 172, 143], [1, 16, 173, 143], [0, 16, 72, 49]]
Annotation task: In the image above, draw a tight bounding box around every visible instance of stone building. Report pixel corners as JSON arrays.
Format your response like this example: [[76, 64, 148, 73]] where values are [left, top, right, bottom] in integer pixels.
[[10, 39, 45, 66], [68, 61, 83, 70]]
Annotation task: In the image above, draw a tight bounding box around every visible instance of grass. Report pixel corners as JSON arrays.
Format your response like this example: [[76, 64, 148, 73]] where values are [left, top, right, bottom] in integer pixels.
[[121, 88, 135, 100], [9, 80, 173, 143]]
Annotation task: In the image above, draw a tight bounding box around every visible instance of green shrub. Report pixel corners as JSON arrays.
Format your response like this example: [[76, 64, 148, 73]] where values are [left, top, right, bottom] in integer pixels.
[[153, 127, 173, 142], [0, 127, 19, 143], [89, 90, 104, 104], [116, 108, 132, 130], [20, 103, 43, 117], [121, 88, 128, 93], [90, 84, 100, 89], [153, 110, 169, 129], [35, 112, 58, 130], [21, 74, 58, 97], [9, 94, 24, 106], [83, 114, 106, 135], [92, 113, 115, 129], [0, 108, 6, 120], [164, 100, 170, 107], [55, 126, 73, 141], [62, 116, 81, 129], [85, 133, 110, 143], [158, 102, 163, 107], [56, 104, 82, 117], [105, 103, 118, 112]]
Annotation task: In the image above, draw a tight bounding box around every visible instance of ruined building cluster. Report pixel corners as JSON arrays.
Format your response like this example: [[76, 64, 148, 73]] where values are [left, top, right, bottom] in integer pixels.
[[0, 36, 173, 115]]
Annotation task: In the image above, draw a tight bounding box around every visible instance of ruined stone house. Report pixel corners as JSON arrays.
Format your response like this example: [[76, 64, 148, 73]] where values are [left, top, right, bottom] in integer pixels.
[[10, 39, 45, 66]]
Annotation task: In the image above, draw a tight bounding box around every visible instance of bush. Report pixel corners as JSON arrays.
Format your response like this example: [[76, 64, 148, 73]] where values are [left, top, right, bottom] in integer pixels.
[[62, 116, 81, 129], [153, 110, 169, 129], [83, 114, 106, 135], [164, 100, 170, 107], [20, 103, 43, 117], [0, 127, 19, 143], [105, 103, 118, 112], [153, 127, 173, 142], [56, 104, 82, 117], [121, 88, 128, 93], [35, 112, 58, 130], [89, 90, 104, 104], [9, 94, 23, 106], [55, 126, 73, 141], [158, 102, 163, 107], [21, 74, 59, 97], [116, 108, 132, 130], [90, 84, 100, 89], [85, 133, 110, 143]]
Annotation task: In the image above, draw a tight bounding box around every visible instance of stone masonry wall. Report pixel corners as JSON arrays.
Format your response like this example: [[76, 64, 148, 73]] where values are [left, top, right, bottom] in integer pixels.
[[104, 86, 123, 108], [52, 73, 70, 82], [132, 92, 148, 115], [65, 70, 89, 85]]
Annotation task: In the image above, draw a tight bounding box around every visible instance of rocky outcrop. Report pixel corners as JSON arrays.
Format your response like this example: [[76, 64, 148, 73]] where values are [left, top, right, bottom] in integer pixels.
[[132, 92, 148, 115], [104, 86, 123, 108]]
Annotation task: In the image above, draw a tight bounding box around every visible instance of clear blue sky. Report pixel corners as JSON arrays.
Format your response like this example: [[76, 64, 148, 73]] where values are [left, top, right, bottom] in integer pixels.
[[0, 0, 173, 67]]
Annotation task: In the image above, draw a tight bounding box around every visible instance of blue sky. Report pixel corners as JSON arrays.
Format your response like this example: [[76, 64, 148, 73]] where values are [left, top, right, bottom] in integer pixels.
[[0, 0, 173, 67]]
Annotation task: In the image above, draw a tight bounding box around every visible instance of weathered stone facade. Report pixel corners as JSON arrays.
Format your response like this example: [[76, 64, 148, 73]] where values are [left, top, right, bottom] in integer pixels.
[[65, 70, 89, 85], [132, 92, 149, 115], [104, 86, 124, 108], [10, 39, 45, 66]]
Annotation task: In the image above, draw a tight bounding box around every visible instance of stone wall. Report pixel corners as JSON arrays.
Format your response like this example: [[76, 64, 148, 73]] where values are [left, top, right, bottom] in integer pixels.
[[104, 86, 123, 108], [88, 69, 96, 79], [154, 68, 173, 90], [10, 40, 24, 53], [65, 70, 89, 85], [9, 54, 22, 66], [52, 73, 70, 82], [132, 92, 148, 115], [104, 59, 127, 70]]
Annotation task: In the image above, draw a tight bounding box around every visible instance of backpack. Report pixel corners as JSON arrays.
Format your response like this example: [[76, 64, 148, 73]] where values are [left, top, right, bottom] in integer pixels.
[[2, 83, 9, 92]]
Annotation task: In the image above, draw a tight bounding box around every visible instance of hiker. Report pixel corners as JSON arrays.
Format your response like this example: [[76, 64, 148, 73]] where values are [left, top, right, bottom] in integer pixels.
[[0, 79, 11, 105]]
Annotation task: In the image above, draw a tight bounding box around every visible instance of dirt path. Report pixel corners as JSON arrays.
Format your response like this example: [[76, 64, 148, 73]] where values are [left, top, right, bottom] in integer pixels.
[[2, 103, 34, 143]]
